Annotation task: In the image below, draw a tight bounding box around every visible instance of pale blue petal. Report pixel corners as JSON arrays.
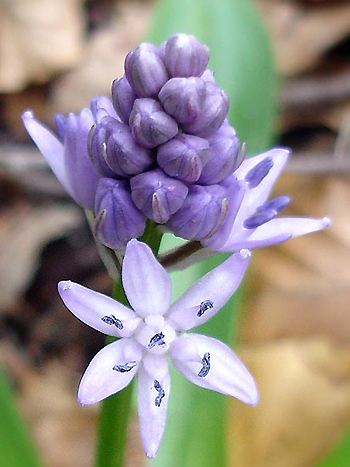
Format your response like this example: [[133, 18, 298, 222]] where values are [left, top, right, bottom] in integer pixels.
[[58, 281, 141, 337], [171, 334, 259, 405], [167, 250, 251, 331], [78, 338, 142, 405], [22, 110, 73, 197], [138, 354, 170, 458], [123, 240, 172, 318]]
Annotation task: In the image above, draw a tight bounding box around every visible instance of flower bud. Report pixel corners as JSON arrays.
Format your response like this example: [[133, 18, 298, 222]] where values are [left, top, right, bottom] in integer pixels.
[[104, 122, 154, 177], [164, 33, 209, 77], [60, 109, 100, 209], [198, 122, 241, 184], [130, 169, 188, 224], [201, 69, 216, 83], [88, 124, 116, 177], [183, 82, 229, 136], [157, 133, 209, 183], [90, 96, 119, 123], [129, 98, 178, 149], [158, 77, 206, 125], [111, 76, 136, 124], [125, 43, 168, 97], [95, 178, 146, 249], [167, 184, 229, 240]]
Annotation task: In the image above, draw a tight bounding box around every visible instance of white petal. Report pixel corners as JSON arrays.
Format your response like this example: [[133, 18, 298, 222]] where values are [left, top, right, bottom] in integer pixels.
[[58, 281, 141, 337], [78, 338, 142, 405], [167, 250, 251, 331], [138, 354, 170, 458], [122, 239, 172, 318], [171, 334, 259, 405], [22, 110, 74, 197], [234, 148, 290, 225], [222, 216, 330, 251]]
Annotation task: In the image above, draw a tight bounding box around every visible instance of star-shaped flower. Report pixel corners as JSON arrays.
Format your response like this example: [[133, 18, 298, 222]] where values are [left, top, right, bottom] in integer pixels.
[[58, 239, 258, 458], [203, 148, 330, 251]]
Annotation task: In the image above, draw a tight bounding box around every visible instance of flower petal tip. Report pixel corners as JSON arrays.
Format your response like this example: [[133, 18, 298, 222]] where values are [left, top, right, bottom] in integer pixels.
[[322, 216, 331, 229], [145, 444, 159, 459], [239, 248, 251, 260], [58, 280, 74, 293], [21, 109, 35, 121]]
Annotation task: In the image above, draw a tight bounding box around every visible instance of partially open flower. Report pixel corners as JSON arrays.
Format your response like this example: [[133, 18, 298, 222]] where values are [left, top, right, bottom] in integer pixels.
[[58, 240, 258, 458], [202, 148, 331, 251]]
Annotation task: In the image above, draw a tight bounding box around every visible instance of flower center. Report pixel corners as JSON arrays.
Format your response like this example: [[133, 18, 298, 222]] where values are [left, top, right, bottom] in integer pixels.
[[135, 314, 176, 354]]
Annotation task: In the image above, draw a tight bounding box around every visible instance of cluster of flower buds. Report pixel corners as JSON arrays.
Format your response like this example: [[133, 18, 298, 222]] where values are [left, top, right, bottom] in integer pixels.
[[22, 33, 329, 254], [87, 33, 243, 247]]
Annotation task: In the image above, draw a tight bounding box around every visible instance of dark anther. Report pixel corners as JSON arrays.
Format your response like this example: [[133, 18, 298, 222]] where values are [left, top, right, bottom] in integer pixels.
[[113, 361, 137, 372], [198, 352, 211, 377], [245, 157, 273, 189], [148, 332, 165, 348], [154, 380, 165, 407], [197, 300, 214, 317], [101, 314, 124, 329]]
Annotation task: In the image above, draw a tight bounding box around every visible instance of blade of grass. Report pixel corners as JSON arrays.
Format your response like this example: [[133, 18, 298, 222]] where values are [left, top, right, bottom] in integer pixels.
[[148, 1, 276, 466], [0, 368, 42, 467]]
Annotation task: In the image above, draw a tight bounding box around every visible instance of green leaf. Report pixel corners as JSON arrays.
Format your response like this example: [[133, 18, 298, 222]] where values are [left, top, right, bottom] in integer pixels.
[[0, 368, 42, 467], [148, 0, 276, 153], [317, 429, 350, 467], [148, 1, 276, 466]]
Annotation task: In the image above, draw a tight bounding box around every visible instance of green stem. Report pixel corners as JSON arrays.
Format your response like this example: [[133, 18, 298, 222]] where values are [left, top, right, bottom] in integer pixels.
[[95, 222, 163, 467]]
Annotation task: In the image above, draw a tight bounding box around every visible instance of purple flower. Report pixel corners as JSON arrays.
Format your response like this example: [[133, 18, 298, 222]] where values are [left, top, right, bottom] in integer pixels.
[[58, 240, 258, 458], [22, 107, 104, 210], [203, 148, 330, 251], [94, 178, 146, 249]]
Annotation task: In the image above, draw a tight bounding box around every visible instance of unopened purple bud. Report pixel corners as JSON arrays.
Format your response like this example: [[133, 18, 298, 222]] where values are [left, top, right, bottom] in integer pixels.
[[129, 98, 178, 149], [167, 184, 229, 240], [130, 169, 188, 224], [245, 157, 274, 188], [104, 122, 154, 177], [111, 76, 136, 124], [88, 124, 116, 177], [95, 178, 146, 249], [125, 43, 168, 97], [158, 77, 206, 125], [90, 96, 119, 123], [201, 69, 216, 83], [198, 122, 240, 184], [157, 133, 209, 183], [164, 33, 209, 77], [183, 82, 229, 136]]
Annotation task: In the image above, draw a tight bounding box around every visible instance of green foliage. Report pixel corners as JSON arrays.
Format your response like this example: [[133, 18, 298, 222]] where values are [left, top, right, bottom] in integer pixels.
[[148, 1, 276, 466], [149, 0, 276, 153], [0, 368, 42, 467], [318, 429, 350, 467]]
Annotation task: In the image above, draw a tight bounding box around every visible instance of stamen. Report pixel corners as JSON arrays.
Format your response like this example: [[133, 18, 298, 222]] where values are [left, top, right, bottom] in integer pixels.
[[101, 314, 124, 329], [245, 157, 273, 188], [154, 380, 165, 407], [113, 361, 137, 372], [198, 352, 211, 377], [244, 195, 291, 229], [148, 332, 166, 348], [197, 300, 214, 317]]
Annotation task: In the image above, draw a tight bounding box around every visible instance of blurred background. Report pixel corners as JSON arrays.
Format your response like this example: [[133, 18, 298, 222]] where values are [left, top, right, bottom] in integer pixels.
[[0, 0, 349, 466]]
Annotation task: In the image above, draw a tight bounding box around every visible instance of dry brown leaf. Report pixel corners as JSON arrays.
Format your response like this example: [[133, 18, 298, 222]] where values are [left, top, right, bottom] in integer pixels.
[[230, 339, 350, 467], [257, 0, 350, 76], [52, 1, 153, 113], [0, 204, 81, 310], [0, 0, 85, 92]]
